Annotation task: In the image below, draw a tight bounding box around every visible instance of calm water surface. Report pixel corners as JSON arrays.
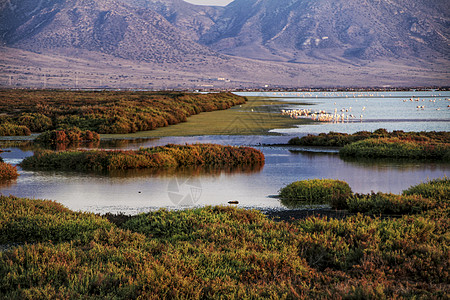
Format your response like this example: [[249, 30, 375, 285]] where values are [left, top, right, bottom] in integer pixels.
[[1, 91, 448, 214], [1, 135, 448, 214], [236, 91, 450, 134]]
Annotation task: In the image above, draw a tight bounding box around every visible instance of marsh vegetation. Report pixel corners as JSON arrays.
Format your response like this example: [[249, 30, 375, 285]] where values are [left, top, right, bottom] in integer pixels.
[[0, 90, 246, 135], [0, 159, 18, 180], [0, 178, 448, 298], [289, 129, 449, 160], [279, 179, 352, 209], [20, 144, 265, 172]]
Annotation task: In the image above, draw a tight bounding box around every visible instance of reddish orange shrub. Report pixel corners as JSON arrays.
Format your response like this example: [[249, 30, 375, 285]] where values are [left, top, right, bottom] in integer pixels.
[[0, 161, 19, 180]]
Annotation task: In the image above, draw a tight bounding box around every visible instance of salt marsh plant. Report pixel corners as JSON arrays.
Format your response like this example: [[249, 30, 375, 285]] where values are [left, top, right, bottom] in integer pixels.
[[402, 177, 449, 201], [35, 128, 100, 150], [0, 161, 18, 180], [279, 179, 352, 209], [0, 196, 113, 244], [339, 137, 450, 160], [0, 90, 246, 135], [0, 181, 448, 299], [289, 129, 449, 147], [0, 122, 31, 136], [347, 192, 439, 215], [20, 144, 265, 172]]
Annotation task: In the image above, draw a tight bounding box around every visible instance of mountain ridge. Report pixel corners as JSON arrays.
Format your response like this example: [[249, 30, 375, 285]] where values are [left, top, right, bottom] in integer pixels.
[[200, 0, 450, 63], [1, 0, 220, 63], [0, 0, 449, 88]]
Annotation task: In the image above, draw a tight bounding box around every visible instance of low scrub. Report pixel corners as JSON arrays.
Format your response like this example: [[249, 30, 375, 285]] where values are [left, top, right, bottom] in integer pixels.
[[0, 191, 448, 298], [289, 131, 371, 147], [0, 161, 19, 180], [35, 128, 100, 147], [0, 196, 113, 244], [17, 113, 53, 132], [289, 129, 449, 147], [279, 179, 352, 209], [20, 144, 265, 172], [402, 177, 450, 202], [0, 122, 31, 136], [0, 90, 246, 135], [347, 192, 439, 215], [339, 137, 450, 160]]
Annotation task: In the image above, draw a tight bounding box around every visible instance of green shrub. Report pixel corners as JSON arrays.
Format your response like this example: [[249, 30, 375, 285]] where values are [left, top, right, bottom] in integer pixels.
[[279, 179, 352, 209], [347, 192, 438, 215], [0, 123, 31, 136], [403, 177, 450, 202], [289, 129, 449, 148]]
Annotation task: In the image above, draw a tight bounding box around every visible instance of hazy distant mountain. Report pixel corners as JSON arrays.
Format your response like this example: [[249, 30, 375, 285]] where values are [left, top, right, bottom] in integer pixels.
[[200, 0, 450, 63], [0, 0, 449, 88], [0, 0, 217, 63], [2, 0, 448, 64]]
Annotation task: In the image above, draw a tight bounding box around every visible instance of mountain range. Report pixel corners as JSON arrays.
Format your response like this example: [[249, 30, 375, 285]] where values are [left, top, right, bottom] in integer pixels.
[[1, 0, 449, 88]]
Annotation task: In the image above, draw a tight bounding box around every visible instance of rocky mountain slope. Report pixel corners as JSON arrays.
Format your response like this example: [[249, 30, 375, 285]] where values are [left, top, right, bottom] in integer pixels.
[[140, 0, 223, 41], [0, 0, 217, 63], [200, 0, 450, 63], [0, 0, 448, 88]]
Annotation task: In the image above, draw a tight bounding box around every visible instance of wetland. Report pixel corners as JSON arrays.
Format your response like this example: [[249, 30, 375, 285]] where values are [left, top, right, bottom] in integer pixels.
[[0, 89, 449, 298], [0, 90, 448, 214]]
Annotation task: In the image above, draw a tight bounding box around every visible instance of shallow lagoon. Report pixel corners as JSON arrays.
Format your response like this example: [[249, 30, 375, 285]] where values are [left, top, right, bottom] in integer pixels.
[[1, 135, 448, 214], [235, 91, 450, 134], [1, 91, 449, 214]]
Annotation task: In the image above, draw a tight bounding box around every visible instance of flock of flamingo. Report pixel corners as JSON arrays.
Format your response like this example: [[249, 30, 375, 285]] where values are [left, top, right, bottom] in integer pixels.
[[281, 107, 363, 123], [276, 92, 450, 123], [402, 97, 450, 110]]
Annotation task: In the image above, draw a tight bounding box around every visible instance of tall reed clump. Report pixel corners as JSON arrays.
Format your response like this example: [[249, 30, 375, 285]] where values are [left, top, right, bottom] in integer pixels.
[[279, 179, 352, 209], [0, 159, 19, 180], [20, 144, 265, 172], [339, 137, 450, 160]]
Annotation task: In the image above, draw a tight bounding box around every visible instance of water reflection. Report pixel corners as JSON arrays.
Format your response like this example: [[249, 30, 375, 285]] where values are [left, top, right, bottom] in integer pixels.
[[107, 163, 264, 178], [1, 138, 448, 214], [290, 149, 449, 171], [340, 156, 449, 171], [0, 140, 34, 151], [0, 179, 17, 189], [99, 138, 159, 149]]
